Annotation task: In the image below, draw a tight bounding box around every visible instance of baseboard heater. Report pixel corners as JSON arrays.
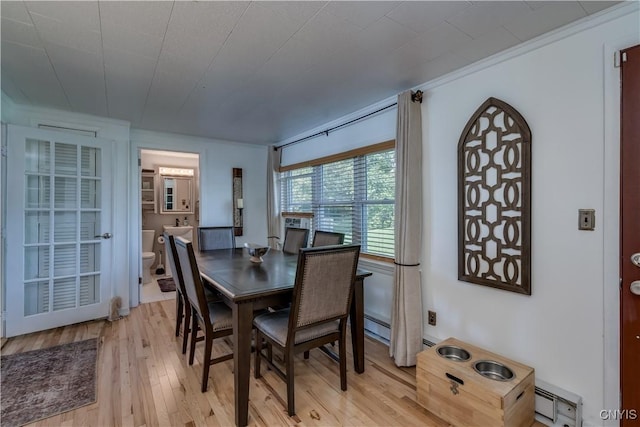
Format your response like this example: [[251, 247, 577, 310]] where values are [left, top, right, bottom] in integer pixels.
[[533, 379, 583, 427], [363, 316, 582, 427]]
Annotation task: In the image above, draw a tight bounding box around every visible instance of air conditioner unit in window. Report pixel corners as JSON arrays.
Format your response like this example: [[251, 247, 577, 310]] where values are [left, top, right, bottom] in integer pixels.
[[283, 216, 310, 230]]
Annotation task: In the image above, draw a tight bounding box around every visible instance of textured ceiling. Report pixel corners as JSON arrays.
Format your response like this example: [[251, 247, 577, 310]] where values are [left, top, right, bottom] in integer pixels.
[[0, 1, 621, 145]]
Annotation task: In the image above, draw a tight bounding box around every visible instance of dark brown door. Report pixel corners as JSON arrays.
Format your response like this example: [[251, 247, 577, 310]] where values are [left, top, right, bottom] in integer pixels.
[[621, 44, 640, 426]]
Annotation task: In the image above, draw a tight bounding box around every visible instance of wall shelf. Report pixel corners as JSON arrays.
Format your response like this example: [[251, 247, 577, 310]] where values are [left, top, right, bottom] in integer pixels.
[[141, 172, 156, 213]]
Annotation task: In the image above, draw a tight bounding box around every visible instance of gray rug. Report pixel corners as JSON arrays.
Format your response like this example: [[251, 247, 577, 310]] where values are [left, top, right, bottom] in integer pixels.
[[157, 277, 176, 292], [1, 338, 98, 426]]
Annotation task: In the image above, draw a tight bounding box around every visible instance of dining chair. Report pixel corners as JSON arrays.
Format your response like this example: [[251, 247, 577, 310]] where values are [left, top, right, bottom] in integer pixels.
[[165, 233, 221, 355], [311, 230, 345, 247], [174, 236, 234, 392], [253, 244, 361, 416], [282, 227, 310, 254], [198, 226, 236, 251]]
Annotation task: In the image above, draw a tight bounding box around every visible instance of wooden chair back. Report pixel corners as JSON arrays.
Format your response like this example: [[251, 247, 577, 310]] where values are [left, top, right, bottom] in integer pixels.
[[282, 227, 309, 254], [311, 230, 345, 247], [174, 236, 209, 322], [288, 244, 360, 343], [164, 233, 187, 295], [198, 226, 235, 251]]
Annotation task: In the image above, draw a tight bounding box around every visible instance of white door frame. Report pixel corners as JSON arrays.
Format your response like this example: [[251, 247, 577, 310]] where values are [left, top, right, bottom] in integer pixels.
[[4, 124, 114, 337]]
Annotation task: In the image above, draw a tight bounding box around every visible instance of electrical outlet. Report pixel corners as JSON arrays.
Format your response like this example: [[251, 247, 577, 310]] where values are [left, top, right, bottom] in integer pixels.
[[428, 310, 437, 326]]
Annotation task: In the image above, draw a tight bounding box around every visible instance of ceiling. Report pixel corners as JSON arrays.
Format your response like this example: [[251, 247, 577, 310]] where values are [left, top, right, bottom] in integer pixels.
[[0, 1, 622, 145]]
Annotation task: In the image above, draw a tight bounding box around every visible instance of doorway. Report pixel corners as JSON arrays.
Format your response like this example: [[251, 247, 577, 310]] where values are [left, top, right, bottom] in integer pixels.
[[620, 44, 640, 425], [138, 149, 200, 304], [4, 125, 114, 337]]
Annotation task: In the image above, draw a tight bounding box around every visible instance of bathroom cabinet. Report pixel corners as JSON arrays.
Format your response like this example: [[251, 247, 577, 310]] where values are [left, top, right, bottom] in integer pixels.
[[141, 172, 157, 213]]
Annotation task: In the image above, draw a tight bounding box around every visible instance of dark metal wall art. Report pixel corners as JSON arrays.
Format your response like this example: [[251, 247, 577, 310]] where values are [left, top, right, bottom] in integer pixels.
[[233, 168, 243, 236], [458, 97, 531, 295]]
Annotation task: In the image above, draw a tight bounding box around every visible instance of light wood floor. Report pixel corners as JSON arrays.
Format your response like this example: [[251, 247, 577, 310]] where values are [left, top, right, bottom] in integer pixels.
[[0, 300, 535, 427]]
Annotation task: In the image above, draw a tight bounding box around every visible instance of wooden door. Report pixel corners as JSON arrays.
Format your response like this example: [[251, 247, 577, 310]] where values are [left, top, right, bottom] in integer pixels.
[[620, 44, 640, 425]]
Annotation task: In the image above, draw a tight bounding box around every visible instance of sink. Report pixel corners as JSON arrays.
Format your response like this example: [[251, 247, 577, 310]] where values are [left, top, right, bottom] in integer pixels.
[[163, 225, 193, 241], [162, 226, 194, 278]]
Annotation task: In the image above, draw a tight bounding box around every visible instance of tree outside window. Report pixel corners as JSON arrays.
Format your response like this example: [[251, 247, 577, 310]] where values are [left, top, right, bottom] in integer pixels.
[[280, 145, 395, 258]]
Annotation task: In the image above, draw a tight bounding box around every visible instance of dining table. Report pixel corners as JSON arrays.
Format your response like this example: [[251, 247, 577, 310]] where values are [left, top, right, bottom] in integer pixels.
[[196, 247, 372, 427]]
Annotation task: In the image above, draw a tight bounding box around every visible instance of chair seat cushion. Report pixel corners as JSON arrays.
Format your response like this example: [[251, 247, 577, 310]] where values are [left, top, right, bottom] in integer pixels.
[[253, 309, 339, 347], [207, 301, 233, 332]]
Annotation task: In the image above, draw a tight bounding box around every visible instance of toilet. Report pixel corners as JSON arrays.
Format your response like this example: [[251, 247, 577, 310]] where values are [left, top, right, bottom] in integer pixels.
[[141, 230, 156, 284]]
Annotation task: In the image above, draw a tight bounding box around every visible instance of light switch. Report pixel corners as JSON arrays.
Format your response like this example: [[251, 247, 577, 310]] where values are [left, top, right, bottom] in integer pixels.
[[578, 209, 595, 231]]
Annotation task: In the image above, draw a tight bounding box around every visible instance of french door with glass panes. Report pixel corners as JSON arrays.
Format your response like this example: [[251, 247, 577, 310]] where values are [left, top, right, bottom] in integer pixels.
[[5, 125, 113, 337]]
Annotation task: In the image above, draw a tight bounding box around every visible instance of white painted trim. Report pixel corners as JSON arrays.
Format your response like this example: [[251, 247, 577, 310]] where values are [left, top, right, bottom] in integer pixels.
[[276, 2, 638, 148], [0, 123, 5, 338], [130, 148, 142, 308], [31, 120, 100, 137], [14, 103, 130, 129], [603, 42, 621, 426], [359, 258, 394, 275], [1, 99, 131, 143]]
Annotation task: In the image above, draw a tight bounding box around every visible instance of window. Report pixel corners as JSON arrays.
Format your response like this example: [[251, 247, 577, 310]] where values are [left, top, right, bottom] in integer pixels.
[[280, 141, 395, 259]]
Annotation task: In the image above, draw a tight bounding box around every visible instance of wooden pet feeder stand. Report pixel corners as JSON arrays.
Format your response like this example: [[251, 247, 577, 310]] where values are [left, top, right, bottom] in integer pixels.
[[417, 337, 535, 427]]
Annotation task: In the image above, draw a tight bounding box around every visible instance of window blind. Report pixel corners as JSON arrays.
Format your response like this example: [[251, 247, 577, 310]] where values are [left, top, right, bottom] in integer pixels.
[[280, 145, 395, 258]]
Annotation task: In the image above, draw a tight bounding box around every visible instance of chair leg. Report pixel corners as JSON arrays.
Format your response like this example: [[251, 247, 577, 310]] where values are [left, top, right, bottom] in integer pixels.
[[286, 347, 296, 416], [303, 350, 310, 359], [182, 302, 191, 355], [254, 330, 262, 379], [175, 291, 183, 337], [189, 312, 198, 366], [201, 332, 213, 393], [339, 330, 347, 391]]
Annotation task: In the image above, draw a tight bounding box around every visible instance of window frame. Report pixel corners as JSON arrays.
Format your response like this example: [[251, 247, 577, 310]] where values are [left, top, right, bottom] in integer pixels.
[[279, 140, 395, 262]]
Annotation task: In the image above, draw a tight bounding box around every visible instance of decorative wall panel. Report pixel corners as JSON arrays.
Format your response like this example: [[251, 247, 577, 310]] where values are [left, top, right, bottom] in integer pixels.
[[458, 98, 531, 295], [233, 168, 243, 236]]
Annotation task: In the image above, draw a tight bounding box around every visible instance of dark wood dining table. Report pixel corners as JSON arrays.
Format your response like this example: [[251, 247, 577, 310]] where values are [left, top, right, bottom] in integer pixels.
[[196, 247, 372, 427]]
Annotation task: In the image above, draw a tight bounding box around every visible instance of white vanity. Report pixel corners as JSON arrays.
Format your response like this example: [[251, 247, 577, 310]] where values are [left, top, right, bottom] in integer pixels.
[[163, 225, 193, 278]]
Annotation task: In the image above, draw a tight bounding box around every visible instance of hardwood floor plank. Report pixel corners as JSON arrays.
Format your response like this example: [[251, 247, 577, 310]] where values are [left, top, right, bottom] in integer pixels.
[[2, 299, 540, 426]]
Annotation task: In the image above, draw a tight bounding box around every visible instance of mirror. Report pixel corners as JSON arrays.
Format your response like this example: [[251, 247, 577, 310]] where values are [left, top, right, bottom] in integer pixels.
[[160, 176, 193, 214]]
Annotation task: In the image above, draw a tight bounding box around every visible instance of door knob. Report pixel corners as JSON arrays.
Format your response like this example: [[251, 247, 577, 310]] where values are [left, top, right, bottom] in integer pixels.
[[632, 253, 640, 268], [631, 281, 640, 296], [94, 232, 112, 239]]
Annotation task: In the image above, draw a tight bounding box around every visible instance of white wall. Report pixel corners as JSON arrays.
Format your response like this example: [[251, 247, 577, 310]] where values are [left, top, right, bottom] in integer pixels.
[[277, 6, 639, 425]]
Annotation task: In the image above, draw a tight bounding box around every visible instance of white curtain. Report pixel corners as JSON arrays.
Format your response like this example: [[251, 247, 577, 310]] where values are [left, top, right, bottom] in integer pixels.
[[390, 90, 424, 367], [267, 147, 281, 249]]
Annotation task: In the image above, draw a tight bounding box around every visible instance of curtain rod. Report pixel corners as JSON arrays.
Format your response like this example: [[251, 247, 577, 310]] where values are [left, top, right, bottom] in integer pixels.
[[275, 90, 422, 151]]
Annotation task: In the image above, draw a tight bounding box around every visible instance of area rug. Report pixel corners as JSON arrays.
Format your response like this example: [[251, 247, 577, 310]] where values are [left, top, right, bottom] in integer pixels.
[[157, 277, 176, 292], [1, 338, 98, 426]]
